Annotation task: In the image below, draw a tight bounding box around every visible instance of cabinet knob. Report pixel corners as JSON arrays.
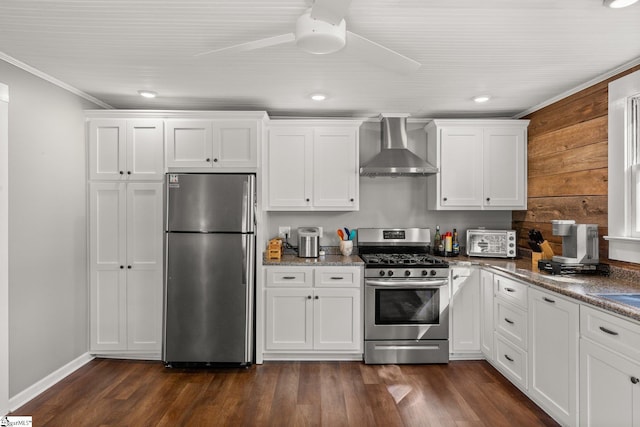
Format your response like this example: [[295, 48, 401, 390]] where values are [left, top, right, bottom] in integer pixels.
[[350, 198, 354, 202], [314, 295, 319, 300], [127, 171, 131, 175], [213, 158, 218, 163], [127, 265, 132, 269], [486, 197, 490, 202], [307, 295, 312, 300], [119, 171, 124, 175], [306, 198, 310, 202], [120, 265, 124, 269], [443, 197, 448, 201], [206, 158, 211, 162], [632, 377, 639, 384]]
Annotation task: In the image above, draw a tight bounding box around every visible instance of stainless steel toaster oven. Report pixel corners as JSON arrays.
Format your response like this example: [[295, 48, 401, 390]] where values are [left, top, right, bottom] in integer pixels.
[[466, 229, 517, 258]]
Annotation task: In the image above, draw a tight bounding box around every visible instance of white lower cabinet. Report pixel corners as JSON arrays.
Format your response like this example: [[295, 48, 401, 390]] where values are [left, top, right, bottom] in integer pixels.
[[528, 287, 579, 427], [579, 306, 640, 427], [89, 182, 163, 356], [450, 266, 481, 358], [480, 269, 494, 360], [264, 266, 362, 358]]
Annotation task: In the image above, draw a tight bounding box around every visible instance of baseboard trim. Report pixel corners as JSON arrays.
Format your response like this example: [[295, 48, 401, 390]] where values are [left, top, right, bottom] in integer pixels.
[[9, 352, 95, 412]]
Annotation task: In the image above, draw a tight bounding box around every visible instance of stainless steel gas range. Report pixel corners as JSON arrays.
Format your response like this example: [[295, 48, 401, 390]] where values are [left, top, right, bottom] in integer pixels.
[[358, 228, 450, 364]]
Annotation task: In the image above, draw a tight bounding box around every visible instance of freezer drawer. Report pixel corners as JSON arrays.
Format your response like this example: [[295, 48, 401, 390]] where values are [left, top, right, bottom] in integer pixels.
[[164, 232, 254, 364]]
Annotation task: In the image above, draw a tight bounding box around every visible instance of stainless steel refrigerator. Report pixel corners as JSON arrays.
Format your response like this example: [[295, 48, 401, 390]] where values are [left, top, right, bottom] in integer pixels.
[[163, 173, 255, 366]]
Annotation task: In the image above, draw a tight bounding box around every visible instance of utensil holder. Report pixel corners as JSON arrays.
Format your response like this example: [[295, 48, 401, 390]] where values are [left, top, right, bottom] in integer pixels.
[[339, 240, 353, 256]]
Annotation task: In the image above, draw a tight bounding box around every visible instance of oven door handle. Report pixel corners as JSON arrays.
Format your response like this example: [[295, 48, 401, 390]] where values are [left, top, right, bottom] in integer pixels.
[[365, 279, 449, 288]]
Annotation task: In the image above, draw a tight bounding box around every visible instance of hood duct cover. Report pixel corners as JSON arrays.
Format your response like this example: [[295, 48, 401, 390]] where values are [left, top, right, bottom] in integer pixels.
[[360, 115, 438, 176]]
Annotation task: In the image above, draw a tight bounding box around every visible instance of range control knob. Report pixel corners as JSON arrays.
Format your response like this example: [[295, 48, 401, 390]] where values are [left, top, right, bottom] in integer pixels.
[[379, 270, 385, 277], [405, 270, 411, 277], [422, 270, 429, 276], [430, 270, 437, 276], [388, 270, 394, 277]]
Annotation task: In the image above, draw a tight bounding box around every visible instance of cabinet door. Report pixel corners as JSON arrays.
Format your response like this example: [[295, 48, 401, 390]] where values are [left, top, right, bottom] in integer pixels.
[[483, 127, 527, 209], [212, 120, 257, 168], [126, 120, 164, 181], [580, 338, 640, 427], [166, 120, 213, 167], [480, 269, 494, 359], [125, 183, 163, 351], [313, 128, 358, 209], [450, 268, 481, 354], [89, 119, 126, 180], [528, 288, 579, 427], [313, 288, 361, 351], [439, 127, 484, 208], [267, 127, 313, 208], [265, 288, 313, 350], [89, 182, 127, 351]]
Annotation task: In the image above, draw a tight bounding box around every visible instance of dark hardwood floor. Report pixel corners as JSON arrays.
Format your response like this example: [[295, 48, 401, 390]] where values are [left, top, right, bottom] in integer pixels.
[[12, 358, 558, 426]]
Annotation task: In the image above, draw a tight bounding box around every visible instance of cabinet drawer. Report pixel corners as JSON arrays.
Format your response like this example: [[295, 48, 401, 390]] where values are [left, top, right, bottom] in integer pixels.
[[315, 267, 361, 288], [495, 274, 528, 309], [495, 333, 528, 390], [266, 268, 313, 287], [580, 304, 640, 361], [495, 299, 528, 350]]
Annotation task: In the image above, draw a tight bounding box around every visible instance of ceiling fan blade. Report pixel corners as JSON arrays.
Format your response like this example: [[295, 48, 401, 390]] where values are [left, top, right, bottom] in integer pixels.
[[345, 31, 421, 74], [310, 0, 352, 25], [195, 33, 295, 57]]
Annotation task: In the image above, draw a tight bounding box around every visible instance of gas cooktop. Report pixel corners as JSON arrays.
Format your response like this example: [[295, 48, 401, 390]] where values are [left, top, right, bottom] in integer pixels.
[[360, 253, 448, 268]]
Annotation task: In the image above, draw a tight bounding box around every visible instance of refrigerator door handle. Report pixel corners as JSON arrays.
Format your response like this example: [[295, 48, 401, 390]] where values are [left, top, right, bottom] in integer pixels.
[[243, 175, 256, 233], [243, 233, 255, 361]]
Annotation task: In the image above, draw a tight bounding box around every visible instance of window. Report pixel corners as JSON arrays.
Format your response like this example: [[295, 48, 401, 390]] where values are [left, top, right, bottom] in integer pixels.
[[606, 69, 640, 263]]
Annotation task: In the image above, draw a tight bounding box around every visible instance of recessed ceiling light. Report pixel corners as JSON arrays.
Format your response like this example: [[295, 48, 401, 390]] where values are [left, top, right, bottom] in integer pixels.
[[603, 0, 639, 8], [311, 93, 327, 101], [138, 90, 157, 98], [473, 95, 491, 103]]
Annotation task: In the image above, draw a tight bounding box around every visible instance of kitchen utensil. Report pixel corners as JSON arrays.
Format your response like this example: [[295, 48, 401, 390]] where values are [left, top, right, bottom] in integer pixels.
[[344, 227, 351, 239], [337, 229, 345, 241], [349, 229, 356, 241], [539, 240, 555, 260], [528, 240, 542, 252]]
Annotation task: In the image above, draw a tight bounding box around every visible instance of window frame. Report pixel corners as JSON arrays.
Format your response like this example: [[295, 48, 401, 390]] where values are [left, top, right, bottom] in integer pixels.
[[606, 69, 640, 263]]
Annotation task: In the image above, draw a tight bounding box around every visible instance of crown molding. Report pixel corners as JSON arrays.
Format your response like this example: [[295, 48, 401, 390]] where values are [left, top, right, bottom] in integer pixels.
[[0, 52, 112, 109]]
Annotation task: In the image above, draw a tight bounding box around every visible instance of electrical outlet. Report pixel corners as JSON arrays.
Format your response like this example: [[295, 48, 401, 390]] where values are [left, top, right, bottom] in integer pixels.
[[278, 226, 290, 239]]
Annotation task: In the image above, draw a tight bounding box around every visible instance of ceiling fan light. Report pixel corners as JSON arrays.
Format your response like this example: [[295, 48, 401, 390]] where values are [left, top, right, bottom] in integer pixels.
[[295, 11, 346, 54], [603, 0, 639, 7]]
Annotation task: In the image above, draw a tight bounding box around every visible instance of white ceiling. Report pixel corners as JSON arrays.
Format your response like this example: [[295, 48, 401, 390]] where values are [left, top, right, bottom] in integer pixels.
[[1, 0, 639, 118]]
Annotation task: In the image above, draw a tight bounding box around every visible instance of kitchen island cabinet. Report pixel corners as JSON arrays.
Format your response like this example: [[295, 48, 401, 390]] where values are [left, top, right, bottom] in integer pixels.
[[88, 182, 163, 357], [425, 119, 529, 210], [265, 120, 362, 211], [263, 265, 362, 359]]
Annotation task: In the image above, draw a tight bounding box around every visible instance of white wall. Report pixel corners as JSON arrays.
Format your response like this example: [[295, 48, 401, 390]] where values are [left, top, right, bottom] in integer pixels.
[[266, 120, 512, 248], [0, 60, 101, 397], [0, 82, 9, 415]]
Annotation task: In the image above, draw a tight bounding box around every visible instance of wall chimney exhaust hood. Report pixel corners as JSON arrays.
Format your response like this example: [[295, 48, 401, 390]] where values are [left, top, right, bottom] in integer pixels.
[[360, 114, 438, 177]]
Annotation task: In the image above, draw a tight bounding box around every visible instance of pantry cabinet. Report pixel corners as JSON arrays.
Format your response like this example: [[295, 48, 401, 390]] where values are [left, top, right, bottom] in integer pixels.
[[449, 266, 481, 358], [425, 119, 529, 210], [265, 120, 362, 211], [263, 266, 362, 357], [88, 119, 164, 181], [528, 287, 579, 427], [166, 119, 260, 169], [580, 305, 640, 427], [89, 182, 163, 355]]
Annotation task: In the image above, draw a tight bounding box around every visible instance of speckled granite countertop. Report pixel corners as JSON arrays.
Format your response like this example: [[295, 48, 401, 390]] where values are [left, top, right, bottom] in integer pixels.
[[263, 253, 364, 267], [448, 256, 640, 323]]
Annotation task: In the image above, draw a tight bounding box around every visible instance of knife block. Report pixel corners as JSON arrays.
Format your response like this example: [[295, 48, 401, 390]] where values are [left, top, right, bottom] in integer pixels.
[[531, 252, 543, 270]]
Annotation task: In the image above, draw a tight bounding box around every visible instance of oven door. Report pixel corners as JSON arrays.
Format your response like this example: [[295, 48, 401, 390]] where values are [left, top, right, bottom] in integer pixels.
[[365, 278, 449, 341]]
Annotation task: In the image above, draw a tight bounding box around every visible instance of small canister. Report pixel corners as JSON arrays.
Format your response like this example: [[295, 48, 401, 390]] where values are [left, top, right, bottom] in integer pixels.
[[298, 227, 320, 258]]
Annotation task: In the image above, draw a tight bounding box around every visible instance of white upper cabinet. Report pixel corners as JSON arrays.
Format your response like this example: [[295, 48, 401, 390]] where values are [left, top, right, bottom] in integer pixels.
[[425, 119, 529, 210], [265, 120, 361, 211], [166, 119, 259, 169], [89, 119, 164, 181]]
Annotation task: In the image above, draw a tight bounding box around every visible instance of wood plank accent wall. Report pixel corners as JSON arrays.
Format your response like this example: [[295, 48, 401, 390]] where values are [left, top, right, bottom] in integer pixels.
[[512, 64, 640, 270]]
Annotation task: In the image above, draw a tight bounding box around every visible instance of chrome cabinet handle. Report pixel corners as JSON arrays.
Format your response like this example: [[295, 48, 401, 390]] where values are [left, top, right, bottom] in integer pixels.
[[543, 297, 556, 303], [599, 326, 619, 336], [504, 354, 514, 362], [631, 377, 639, 384], [504, 318, 514, 325]]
